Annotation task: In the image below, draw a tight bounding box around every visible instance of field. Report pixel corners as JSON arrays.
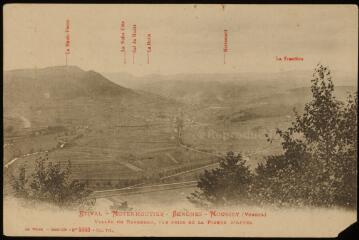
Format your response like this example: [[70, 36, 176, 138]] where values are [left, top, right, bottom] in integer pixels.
[[4, 109, 287, 192]]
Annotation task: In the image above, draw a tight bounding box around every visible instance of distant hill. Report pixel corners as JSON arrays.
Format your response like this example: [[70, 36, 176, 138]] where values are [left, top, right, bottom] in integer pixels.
[[4, 66, 356, 131], [4, 66, 136, 103], [104, 70, 357, 106], [3, 66, 179, 130], [104, 70, 357, 126]]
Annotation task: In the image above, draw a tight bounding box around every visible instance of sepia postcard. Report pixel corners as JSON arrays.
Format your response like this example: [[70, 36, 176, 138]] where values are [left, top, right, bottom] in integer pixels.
[[3, 4, 358, 237]]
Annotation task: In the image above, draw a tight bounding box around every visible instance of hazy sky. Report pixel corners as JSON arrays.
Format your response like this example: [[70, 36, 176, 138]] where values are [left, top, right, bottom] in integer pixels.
[[4, 4, 358, 76]]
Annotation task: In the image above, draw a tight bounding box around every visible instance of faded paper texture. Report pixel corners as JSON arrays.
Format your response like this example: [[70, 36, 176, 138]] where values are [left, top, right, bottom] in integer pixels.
[[3, 4, 358, 237]]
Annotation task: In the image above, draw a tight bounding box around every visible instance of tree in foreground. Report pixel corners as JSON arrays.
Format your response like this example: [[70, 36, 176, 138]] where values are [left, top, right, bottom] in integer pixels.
[[255, 65, 358, 207], [189, 64, 357, 208], [11, 155, 93, 209], [255, 64, 357, 208], [187, 151, 253, 207]]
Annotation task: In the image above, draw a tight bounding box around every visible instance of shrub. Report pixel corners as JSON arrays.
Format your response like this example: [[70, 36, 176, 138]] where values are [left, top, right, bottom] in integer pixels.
[[11, 155, 93, 208], [188, 151, 253, 207]]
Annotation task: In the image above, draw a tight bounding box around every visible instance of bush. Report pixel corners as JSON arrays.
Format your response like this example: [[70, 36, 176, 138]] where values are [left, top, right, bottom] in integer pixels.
[[11, 166, 28, 198], [11, 155, 93, 208], [188, 151, 253, 207]]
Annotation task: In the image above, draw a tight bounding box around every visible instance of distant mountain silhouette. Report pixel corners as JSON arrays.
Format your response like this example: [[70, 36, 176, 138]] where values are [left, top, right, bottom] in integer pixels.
[[3, 66, 177, 130], [104, 70, 357, 106], [4, 66, 136, 103]]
